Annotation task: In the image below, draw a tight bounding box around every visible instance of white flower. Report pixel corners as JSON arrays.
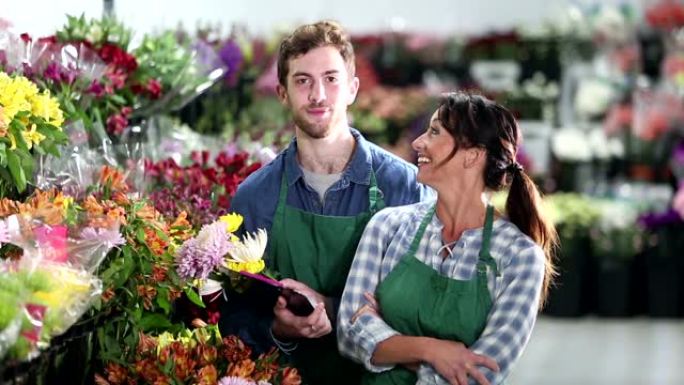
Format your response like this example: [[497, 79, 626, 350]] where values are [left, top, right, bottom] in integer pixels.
[[552, 127, 592, 161], [227, 229, 267, 264]]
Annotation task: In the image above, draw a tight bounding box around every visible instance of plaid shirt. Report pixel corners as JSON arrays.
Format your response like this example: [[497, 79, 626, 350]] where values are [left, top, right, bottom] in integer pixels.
[[338, 200, 545, 385]]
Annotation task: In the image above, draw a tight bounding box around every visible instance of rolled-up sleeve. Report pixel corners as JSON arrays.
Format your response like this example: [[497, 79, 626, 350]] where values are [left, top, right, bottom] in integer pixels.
[[337, 209, 402, 373]]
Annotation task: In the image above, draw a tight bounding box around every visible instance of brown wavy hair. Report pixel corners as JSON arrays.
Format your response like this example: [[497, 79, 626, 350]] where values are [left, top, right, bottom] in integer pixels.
[[437, 91, 558, 306], [276, 20, 356, 87]]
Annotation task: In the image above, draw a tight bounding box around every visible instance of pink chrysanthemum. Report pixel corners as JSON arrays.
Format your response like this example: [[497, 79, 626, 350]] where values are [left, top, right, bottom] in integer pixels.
[[175, 221, 232, 280], [218, 376, 256, 385]]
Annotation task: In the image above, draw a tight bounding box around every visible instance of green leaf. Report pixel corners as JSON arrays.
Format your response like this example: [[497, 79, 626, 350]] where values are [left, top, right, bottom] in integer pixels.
[[8, 123, 29, 152], [155, 287, 171, 314], [14, 110, 30, 119], [6, 151, 26, 193], [43, 140, 60, 157], [136, 227, 146, 244], [18, 152, 34, 179], [183, 287, 205, 308], [109, 94, 127, 105], [0, 143, 6, 167], [31, 143, 45, 155], [138, 313, 173, 331]]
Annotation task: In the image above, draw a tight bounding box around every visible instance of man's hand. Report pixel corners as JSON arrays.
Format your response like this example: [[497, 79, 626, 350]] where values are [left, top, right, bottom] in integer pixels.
[[271, 279, 332, 340]]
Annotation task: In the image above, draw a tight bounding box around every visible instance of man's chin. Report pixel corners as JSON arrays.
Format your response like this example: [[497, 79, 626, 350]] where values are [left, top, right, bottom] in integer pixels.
[[297, 124, 332, 139]]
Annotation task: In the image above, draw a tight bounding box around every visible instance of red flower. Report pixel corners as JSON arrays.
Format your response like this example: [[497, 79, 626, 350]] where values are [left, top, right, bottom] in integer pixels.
[[105, 362, 129, 385], [281, 367, 302, 385], [98, 43, 138, 73], [195, 344, 218, 366], [146, 79, 163, 99], [106, 107, 132, 135], [221, 335, 252, 362], [195, 364, 218, 385], [37, 35, 57, 44]]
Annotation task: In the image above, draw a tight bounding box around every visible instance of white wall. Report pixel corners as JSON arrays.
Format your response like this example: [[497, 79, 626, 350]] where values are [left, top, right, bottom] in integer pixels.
[[2, 0, 643, 40]]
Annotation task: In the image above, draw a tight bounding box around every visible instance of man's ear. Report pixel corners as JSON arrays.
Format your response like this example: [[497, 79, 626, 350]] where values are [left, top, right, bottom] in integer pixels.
[[276, 84, 288, 105], [346, 76, 360, 105], [463, 147, 485, 169]]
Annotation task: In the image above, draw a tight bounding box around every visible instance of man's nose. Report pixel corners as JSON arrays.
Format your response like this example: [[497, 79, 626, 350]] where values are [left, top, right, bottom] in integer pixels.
[[308, 80, 326, 104]]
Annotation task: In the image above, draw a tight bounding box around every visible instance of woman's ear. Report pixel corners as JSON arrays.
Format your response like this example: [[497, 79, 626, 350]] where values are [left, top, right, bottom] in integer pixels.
[[463, 147, 485, 169]]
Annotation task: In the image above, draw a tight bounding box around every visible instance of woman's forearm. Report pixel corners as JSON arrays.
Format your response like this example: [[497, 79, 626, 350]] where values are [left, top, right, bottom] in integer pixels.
[[370, 335, 432, 366]]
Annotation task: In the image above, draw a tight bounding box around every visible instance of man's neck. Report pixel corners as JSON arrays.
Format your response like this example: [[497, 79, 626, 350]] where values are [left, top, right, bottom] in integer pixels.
[[296, 125, 356, 174]]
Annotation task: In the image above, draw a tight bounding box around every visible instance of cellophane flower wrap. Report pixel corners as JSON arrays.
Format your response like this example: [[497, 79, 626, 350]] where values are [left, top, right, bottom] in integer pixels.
[[0, 191, 124, 361]]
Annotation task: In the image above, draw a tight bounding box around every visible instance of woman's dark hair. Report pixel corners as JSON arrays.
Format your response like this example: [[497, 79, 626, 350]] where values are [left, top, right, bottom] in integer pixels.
[[437, 91, 557, 306]]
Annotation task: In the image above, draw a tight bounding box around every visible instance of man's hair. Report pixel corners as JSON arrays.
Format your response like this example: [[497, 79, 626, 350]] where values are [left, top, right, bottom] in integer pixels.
[[277, 20, 356, 87]]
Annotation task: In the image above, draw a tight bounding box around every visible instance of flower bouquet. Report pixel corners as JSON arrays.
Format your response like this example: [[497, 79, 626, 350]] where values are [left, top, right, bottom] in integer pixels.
[[0, 71, 68, 197], [174, 213, 272, 325], [98, 325, 301, 385], [146, 149, 262, 229], [0, 190, 125, 361]]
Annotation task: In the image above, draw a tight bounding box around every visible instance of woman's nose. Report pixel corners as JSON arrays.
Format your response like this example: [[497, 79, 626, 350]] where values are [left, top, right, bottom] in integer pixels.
[[411, 134, 425, 151]]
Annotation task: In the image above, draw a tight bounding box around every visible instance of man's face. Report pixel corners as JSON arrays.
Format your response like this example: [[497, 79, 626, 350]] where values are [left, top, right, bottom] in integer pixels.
[[277, 46, 359, 139]]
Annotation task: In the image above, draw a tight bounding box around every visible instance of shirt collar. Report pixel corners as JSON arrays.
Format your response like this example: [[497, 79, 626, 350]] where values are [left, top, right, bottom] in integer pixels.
[[283, 127, 373, 187]]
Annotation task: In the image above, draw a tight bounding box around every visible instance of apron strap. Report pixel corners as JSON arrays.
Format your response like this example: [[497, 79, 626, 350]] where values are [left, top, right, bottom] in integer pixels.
[[407, 204, 436, 255], [477, 205, 500, 277], [276, 172, 289, 216], [368, 170, 386, 214]]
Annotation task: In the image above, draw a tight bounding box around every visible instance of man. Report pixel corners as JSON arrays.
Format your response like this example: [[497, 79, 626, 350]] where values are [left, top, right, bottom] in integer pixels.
[[222, 20, 431, 385]]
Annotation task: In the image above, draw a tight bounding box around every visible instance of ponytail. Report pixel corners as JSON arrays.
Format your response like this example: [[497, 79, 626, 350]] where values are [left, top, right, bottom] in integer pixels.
[[505, 167, 558, 307]]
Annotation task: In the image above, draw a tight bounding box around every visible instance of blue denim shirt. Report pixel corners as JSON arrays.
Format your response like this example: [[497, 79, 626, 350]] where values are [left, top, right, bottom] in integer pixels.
[[230, 128, 433, 237], [220, 128, 433, 355]]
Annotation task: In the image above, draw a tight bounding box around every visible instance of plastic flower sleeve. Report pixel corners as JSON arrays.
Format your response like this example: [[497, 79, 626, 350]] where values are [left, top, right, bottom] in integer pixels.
[[0, 270, 25, 360], [0, 212, 123, 340], [132, 36, 227, 118], [34, 120, 100, 198]]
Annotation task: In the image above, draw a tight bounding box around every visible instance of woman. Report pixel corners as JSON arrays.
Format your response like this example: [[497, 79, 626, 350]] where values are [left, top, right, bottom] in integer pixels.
[[338, 92, 557, 385]]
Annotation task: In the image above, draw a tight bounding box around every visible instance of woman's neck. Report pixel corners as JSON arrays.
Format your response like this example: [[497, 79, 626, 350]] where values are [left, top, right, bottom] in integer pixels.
[[434, 185, 488, 244]]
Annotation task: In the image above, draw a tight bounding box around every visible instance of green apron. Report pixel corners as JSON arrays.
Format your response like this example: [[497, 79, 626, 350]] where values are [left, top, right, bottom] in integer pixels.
[[362, 204, 497, 385], [269, 170, 385, 385]]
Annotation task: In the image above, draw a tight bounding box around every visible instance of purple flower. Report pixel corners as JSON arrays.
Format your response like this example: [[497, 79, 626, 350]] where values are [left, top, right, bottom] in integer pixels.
[[673, 139, 684, 165], [80, 227, 126, 249], [0, 219, 9, 244], [218, 377, 255, 385], [175, 221, 233, 280], [218, 40, 243, 86], [43, 62, 62, 82], [86, 79, 106, 97], [637, 209, 683, 230], [60, 64, 80, 85]]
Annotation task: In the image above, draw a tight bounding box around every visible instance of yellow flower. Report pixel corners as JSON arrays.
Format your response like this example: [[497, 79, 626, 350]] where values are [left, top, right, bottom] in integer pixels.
[[156, 332, 176, 354], [53, 193, 74, 215], [227, 260, 266, 274], [18, 124, 46, 149], [219, 213, 244, 233], [30, 91, 64, 128], [0, 73, 37, 123], [0, 106, 8, 136], [224, 229, 267, 274]]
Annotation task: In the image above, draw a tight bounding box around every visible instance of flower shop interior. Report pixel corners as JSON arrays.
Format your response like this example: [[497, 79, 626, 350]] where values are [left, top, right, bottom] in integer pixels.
[[1, 0, 684, 384]]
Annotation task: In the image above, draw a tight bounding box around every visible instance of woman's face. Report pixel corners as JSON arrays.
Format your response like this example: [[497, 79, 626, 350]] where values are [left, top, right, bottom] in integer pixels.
[[411, 109, 457, 186]]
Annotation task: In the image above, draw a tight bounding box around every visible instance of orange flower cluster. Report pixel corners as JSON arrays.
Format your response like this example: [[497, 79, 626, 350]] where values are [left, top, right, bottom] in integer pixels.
[[98, 328, 301, 385]]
